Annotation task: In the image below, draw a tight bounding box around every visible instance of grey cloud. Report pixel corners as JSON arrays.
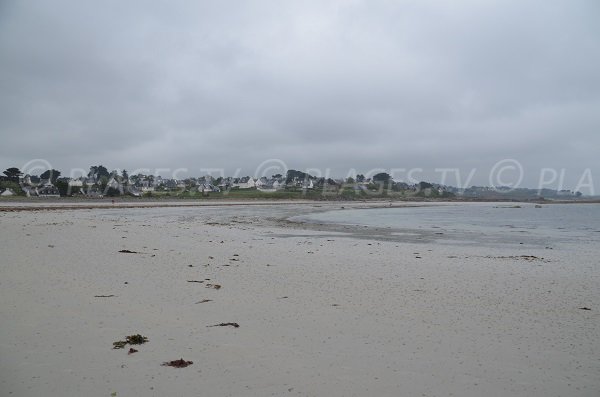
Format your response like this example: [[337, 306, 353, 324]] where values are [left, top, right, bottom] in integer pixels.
[[1, 0, 598, 188]]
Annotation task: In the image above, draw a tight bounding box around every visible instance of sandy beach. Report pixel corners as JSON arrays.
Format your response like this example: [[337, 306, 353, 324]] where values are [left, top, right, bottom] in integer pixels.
[[0, 201, 598, 397]]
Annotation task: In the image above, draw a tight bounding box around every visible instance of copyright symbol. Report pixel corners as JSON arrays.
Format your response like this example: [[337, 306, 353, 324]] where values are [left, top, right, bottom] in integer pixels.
[[21, 158, 53, 177], [254, 159, 288, 180], [489, 159, 523, 192]]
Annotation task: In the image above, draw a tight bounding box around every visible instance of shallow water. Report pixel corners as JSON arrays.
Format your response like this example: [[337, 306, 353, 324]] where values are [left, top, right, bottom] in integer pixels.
[[293, 203, 600, 248]]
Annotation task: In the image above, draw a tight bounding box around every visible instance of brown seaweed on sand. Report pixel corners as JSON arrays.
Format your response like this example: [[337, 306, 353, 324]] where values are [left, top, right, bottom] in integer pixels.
[[162, 358, 193, 368], [113, 340, 127, 349], [208, 322, 239, 328], [195, 299, 213, 304], [113, 334, 149, 349], [126, 334, 148, 344]]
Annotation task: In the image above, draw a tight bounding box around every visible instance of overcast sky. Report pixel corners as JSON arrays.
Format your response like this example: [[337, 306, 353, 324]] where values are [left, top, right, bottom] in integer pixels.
[[1, 0, 598, 189]]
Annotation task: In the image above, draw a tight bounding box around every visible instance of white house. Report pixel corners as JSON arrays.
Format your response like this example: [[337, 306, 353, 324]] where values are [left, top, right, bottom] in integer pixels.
[[68, 178, 84, 187], [234, 177, 256, 189], [37, 185, 60, 198], [197, 184, 220, 193], [0, 188, 15, 196], [255, 177, 267, 188], [22, 175, 33, 186], [106, 177, 120, 189]]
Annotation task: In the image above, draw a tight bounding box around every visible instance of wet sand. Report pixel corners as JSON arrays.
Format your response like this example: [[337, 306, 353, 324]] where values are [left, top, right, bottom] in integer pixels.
[[0, 203, 598, 396]]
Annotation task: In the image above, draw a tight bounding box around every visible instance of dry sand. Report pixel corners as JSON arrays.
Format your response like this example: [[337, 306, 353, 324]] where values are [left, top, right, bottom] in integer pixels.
[[0, 202, 598, 396]]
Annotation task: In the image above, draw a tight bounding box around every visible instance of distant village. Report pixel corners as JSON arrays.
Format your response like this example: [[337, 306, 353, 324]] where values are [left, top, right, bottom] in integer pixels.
[[0, 165, 584, 200]]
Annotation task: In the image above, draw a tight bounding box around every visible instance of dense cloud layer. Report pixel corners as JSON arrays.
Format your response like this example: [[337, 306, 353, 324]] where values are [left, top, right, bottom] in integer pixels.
[[1, 0, 599, 189]]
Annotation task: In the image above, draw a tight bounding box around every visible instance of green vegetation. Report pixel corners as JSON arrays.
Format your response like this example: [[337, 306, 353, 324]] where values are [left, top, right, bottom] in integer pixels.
[[54, 179, 70, 196], [105, 187, 121, 197], [88, 165, 110, 179], [149, 186, 431, 201], [40, 169, 61, 183], [3, 167, 22, 181], [0, 180, 24, 195], [286, 169, 314, 183], [372, 172, 391, 183]]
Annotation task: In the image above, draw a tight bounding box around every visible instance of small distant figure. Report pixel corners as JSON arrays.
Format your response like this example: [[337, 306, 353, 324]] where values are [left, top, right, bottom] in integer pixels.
[[111, 199, 115, 205]]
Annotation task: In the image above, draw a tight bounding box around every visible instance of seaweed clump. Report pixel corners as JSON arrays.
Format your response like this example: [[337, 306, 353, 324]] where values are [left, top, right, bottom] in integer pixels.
[[113, 334, 148, 349], [126, 334, 148, 345], [162, 358, 193, 368]]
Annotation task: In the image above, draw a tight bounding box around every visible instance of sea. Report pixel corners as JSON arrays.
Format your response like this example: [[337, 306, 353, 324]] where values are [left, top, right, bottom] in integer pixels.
[[88, 201, 600, 249], [292, 202, 600, 248]]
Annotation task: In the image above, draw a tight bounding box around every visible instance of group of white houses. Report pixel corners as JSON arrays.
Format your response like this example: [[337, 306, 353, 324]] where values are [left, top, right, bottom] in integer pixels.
[[4, 174, 318, 198], [222, 176, 314, 191], [21, 183, 60, 198]]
